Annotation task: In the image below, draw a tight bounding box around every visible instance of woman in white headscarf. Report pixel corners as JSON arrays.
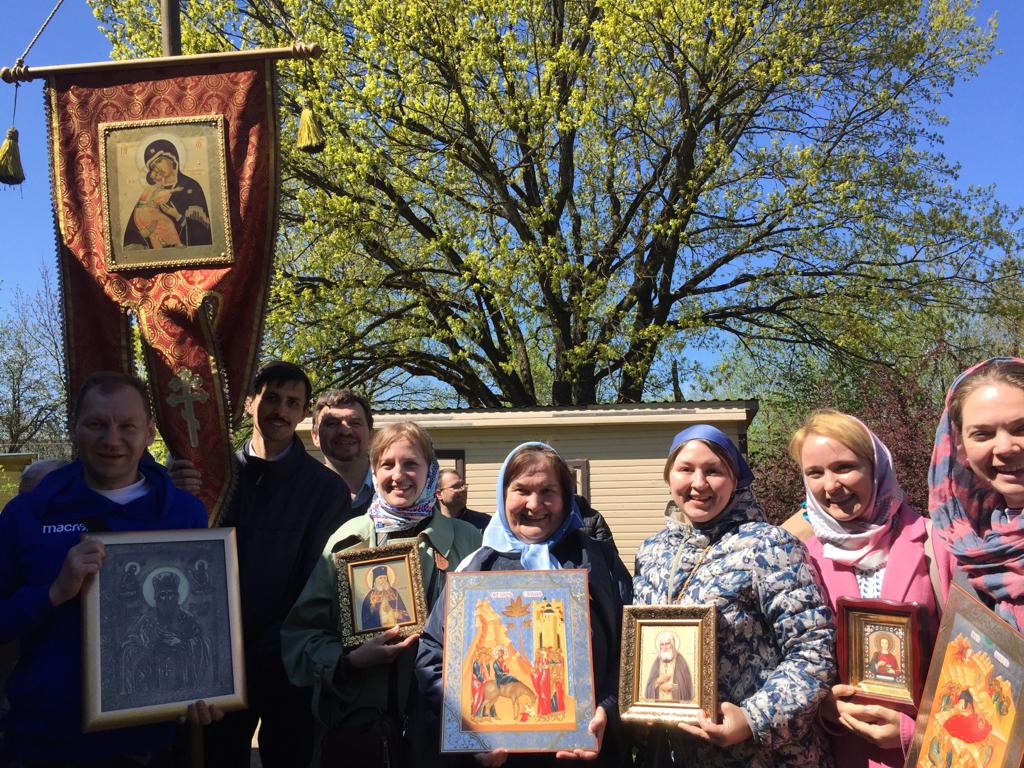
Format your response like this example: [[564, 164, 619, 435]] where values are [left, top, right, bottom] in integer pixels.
[[416, 442, 633, 767], [790, 410, 948, 768]]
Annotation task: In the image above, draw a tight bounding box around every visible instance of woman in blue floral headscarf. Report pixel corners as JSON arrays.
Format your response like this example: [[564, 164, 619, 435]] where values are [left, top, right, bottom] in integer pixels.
[[633, 425, 835, 768]]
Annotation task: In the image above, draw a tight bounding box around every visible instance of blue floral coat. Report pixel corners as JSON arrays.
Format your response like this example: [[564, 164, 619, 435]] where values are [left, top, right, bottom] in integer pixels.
[[633, 490, 836, 767]]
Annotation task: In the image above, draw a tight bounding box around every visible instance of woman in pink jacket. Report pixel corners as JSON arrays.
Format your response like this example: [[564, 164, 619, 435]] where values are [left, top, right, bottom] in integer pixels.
[[789, 410, 950, 768]]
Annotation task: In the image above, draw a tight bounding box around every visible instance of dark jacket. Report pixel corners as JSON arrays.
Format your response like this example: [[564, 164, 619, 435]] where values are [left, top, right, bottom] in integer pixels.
[[577, 495, 617, 552], [220, 435, 353, 690], [0, 459, 206, 761], [416, 530, 633, 767], [452, 506, 492, 532]]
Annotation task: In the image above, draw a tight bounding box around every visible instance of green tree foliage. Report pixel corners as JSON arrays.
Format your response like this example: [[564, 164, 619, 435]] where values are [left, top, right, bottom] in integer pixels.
[[710, 309, 1023, 524], [0, 269, 68, 454], [92, 0, 1020, 405]]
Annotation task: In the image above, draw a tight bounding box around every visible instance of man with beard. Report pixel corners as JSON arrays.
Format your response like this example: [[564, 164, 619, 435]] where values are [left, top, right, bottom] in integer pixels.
[[360, 565, 411, 631], [311, 389, 376, 516], [177, 362, 353, 768], [644, 630, 693, 702], [120, 570, 211, 694]]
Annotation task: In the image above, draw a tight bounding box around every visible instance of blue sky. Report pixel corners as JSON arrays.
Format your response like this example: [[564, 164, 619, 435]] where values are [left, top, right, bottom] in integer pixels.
[[0, 1, 1021, 309]]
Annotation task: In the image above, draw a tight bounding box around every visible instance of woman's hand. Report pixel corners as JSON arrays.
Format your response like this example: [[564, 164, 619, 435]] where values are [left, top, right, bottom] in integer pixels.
[[677, 701, 752, 748], [473, 749, 508, 767], [832, 683, 902, 749], [555, 705, 606, 760], [184, 205, 211, 227], [158, 200, 183, 223], [819, 685, 843, 726], [347, 625, 419, 669]]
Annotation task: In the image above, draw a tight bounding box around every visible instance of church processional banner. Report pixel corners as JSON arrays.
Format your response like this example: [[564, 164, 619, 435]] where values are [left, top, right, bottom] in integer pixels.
[[47, 59, 279, 523]]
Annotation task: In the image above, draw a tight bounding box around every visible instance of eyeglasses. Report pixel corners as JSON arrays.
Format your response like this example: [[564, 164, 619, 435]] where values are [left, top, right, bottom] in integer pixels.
[[441, 482, 468, 491]]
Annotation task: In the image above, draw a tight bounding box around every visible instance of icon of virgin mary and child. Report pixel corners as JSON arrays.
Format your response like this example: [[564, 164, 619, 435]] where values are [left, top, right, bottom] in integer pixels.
[[123, 139, 213, 250]]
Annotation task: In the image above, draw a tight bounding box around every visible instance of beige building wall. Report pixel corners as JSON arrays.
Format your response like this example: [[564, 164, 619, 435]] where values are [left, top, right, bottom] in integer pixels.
[[299, 402, 756, 575]]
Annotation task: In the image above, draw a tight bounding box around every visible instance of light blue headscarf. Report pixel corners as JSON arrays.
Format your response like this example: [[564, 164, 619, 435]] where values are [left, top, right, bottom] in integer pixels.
[[481, 442, 583, 570]]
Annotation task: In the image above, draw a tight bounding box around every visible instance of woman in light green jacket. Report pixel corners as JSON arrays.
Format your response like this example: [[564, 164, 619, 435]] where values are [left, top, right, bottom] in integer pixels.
[[282, 421, 482, 768]]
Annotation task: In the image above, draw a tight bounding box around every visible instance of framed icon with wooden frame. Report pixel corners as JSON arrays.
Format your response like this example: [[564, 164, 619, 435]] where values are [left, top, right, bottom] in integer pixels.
[[905, 584, 1024, 768], [334, 541, 428, 648], [439, 569, 597, 754], [81, 528, 246, 732], [618, 604, 717, 726], [836, 596, 925, 715], [98, 114, 234, 271]]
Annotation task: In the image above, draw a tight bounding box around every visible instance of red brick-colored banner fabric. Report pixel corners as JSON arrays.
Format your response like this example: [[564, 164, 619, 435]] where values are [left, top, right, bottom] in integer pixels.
[[48, 60, 279, 523]]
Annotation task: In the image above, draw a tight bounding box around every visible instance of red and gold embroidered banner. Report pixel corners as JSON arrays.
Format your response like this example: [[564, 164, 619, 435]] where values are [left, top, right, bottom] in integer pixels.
[[48, 60, 279, 522]]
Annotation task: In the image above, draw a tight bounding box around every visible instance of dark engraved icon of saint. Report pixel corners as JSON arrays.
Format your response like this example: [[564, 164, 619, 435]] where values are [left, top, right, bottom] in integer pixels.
[[119, 568, 211, 694]]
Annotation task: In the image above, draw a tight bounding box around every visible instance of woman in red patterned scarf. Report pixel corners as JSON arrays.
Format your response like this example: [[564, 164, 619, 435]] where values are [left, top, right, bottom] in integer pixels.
[[929, 357, 1024, 631]]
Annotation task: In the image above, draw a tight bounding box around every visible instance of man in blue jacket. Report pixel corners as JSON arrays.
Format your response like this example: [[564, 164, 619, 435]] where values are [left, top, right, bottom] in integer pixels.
[[0, 371, 212, 766]]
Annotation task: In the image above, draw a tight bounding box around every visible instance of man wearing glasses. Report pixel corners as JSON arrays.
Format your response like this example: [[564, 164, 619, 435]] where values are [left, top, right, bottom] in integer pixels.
[[435, 469, 490, 531]]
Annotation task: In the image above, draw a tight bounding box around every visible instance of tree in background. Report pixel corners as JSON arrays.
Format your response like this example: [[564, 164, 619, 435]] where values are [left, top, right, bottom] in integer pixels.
[[711, 310, 1019, 525], [0, 267, 68, 455], [90, 0, 1020, 406]]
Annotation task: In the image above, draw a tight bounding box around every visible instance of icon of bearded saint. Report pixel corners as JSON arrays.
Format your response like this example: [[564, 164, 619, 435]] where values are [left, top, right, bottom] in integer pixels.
[[119, 570, 211, 695], [361, 565, 411, 630], [123, 139, 213, 250]]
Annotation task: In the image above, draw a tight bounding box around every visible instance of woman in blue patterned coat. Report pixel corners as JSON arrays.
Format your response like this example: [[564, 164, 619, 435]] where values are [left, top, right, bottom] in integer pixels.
[[633, 425, 835, 767]]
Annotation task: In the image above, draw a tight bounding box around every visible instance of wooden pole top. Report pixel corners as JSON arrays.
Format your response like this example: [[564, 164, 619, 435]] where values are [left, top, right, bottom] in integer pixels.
[[1, 42, 322, 84]]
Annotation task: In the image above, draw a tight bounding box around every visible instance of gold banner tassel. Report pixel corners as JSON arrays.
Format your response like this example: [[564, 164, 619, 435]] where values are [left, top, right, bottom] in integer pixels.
[[296, 102, 325, 153], [0, 127, 25, 185]]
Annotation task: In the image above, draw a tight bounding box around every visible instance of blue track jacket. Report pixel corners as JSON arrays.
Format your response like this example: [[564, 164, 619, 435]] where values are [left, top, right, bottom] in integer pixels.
[[0, 458, 206, 761]]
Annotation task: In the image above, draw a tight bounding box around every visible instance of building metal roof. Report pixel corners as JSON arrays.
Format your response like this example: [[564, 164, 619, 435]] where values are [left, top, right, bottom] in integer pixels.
[[300, 399, 758, 431]]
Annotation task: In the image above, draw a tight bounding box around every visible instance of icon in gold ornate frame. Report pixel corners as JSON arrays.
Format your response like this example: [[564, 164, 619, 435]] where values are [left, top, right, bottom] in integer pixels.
[[334, 541, 427, 648], [619, 604, 717, 726], [98, 115, 234, 271]]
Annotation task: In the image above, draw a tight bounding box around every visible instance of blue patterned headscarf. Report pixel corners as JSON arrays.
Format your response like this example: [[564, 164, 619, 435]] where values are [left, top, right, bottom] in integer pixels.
[[481, 442, 583, 570]]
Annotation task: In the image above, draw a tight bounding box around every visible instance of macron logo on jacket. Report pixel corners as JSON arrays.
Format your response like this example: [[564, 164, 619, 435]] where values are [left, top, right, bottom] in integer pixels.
[[41, 523, 89, 534]]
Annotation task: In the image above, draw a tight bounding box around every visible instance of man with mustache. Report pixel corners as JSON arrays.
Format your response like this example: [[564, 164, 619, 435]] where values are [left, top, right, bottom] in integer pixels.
[[200, 361, 353, 768], [310, 388, 376, 516]]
